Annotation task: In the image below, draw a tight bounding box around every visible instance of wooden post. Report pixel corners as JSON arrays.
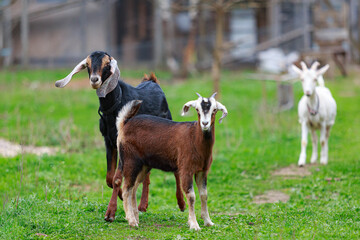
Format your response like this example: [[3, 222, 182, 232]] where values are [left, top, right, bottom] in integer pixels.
[[80, 0, 87, 56], [302, 0, 310, 51], [104, 0, 112, 54], [2, 1, 12, 67], [21, 0, 29, 68], [268, 0, 280, 45], [358, 1, 360, 64], [198, 2, 206, 68], [153, 0, 163, 67], [212, 5, 224, 98]]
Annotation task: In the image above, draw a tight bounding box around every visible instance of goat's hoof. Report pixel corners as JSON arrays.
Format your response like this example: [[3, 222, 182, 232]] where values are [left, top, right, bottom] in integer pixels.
[[189, 221, 201, 231], [104, 215, 115, 222], [104, 206, 117, 222], [204, 221, 214, 227], [178, 201, 186, 212], [298, 164, 304, 168], [129, 220, 139, 228], [138, 205, 147, 212], [310, 156, 317, 164], [320, 158, 328, 165]]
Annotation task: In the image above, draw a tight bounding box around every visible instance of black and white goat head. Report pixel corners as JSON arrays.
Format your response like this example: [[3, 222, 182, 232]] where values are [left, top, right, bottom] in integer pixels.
[[55, 51, 119, 98], [182, 92, 228, 132]]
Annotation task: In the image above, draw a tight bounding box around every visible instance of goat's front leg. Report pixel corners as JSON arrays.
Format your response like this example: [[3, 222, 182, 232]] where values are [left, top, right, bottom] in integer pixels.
[[175, 171, 186, 211], [320, 124, 330, 165], [195, 172, 214, 227], [105, 145, 117, 189], [310, 128, 318, 164], [181, 173, 200, 231], [298, 121, 308, 167], [104, 168, 122, 222]]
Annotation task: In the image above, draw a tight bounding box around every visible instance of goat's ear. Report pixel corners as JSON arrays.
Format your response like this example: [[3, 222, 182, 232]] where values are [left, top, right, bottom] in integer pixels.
[[291, 64, 303, 75], [216, 101, 228, 124], [109, 58, 119, 75], [316, 64, 329, 76], [181, 100, 197, 116], [55, 58, 87, 88]]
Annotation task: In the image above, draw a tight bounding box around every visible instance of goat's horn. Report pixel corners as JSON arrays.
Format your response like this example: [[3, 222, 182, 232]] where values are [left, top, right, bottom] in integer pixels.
[[196, 92, 202, 98], [300, 61, 307, 71], [210, 92, 217, 99], [55, 58, 87, 88], [310, 61, 320, 71], [216, 101, 228, 124]]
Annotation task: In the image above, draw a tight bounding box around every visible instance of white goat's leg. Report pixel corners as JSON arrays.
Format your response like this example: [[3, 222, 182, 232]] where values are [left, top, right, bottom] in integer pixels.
[[123, 185, 138, 227], [185, 186, 200, 231], [195, 172, 214, 227], [131, 167, 148, 225], [298, 122, 308, 166], [320, 125, 330, 165], [132, 182, 140, 224], [310, 128, 318, 164]]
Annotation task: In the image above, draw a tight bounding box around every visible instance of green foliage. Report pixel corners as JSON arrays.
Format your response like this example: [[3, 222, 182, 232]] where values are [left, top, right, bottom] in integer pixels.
[[0, 69, 359, 239]]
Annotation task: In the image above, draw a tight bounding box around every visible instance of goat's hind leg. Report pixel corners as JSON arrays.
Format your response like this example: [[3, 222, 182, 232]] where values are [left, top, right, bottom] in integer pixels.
[[123, 164, 146, 227], [298, 122, 308, 167], [175, 171, 186, 211], [104, 168, 122, 222], [320, 125, 331, 165], [195, 172, 214, 227], [138, 172, 150, 212], [123, 179, 138, 227], [310, 128, 318, 164], [133, 167, 150, 224]]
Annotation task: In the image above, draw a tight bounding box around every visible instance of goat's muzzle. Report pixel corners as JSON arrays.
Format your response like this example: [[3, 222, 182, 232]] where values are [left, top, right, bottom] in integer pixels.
[[90, 75, 102, 89]]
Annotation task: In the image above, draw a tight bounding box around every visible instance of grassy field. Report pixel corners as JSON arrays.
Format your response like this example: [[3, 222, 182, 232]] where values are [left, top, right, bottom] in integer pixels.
[[0, 68, 359, 239]]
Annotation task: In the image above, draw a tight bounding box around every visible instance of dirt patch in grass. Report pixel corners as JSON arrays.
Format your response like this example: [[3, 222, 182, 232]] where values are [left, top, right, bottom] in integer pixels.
[[253, 190, 290, 204], [0, 138, 59, 157], [272, 164, 311, 177]]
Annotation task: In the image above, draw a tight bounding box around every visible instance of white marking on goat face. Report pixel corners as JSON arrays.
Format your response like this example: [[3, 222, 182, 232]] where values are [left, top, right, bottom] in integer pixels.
[[197, 98, 217, 131], [301, 70, 317, 97]]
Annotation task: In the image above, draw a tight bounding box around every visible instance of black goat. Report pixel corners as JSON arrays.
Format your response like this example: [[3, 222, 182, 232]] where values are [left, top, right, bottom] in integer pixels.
[[55, 51, 185, 212]]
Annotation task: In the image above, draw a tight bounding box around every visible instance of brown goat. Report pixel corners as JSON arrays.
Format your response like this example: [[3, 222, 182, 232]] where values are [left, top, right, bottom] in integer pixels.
[[104, 93, 228, 230]]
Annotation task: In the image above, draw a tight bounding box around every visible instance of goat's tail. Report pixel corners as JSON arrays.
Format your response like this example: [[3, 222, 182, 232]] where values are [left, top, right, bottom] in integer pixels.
[[317, 75, 325, 87], [142, 72, 160, 85], [116, 100, 143, 134]]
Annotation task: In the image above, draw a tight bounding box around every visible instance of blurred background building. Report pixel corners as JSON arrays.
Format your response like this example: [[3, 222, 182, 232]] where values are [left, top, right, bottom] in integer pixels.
[[0, 0, 360, 74]]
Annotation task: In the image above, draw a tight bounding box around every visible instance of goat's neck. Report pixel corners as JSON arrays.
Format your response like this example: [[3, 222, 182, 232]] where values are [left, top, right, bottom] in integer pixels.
[[195, 122, 215, 149], [306, 89, 318, 108], [98, 82, 122, 114]]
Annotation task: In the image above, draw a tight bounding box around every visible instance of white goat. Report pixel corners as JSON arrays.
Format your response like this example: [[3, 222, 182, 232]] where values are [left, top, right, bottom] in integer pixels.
[[292, 61, 337, 166]]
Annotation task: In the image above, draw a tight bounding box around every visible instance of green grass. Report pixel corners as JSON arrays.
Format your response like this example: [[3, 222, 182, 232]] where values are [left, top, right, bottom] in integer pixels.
[[0, 68, 359, 239]]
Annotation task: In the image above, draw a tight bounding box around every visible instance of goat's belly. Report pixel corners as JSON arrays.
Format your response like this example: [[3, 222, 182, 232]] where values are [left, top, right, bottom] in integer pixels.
[[308, 120, 321, 129], [144, 155, 178, 172]]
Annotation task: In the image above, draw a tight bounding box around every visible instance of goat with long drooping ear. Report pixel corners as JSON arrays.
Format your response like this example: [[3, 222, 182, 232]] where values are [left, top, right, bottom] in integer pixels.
[[55, 51, 185, 213], [105, 93, 227, 230], [291, 61, 337, 166]]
